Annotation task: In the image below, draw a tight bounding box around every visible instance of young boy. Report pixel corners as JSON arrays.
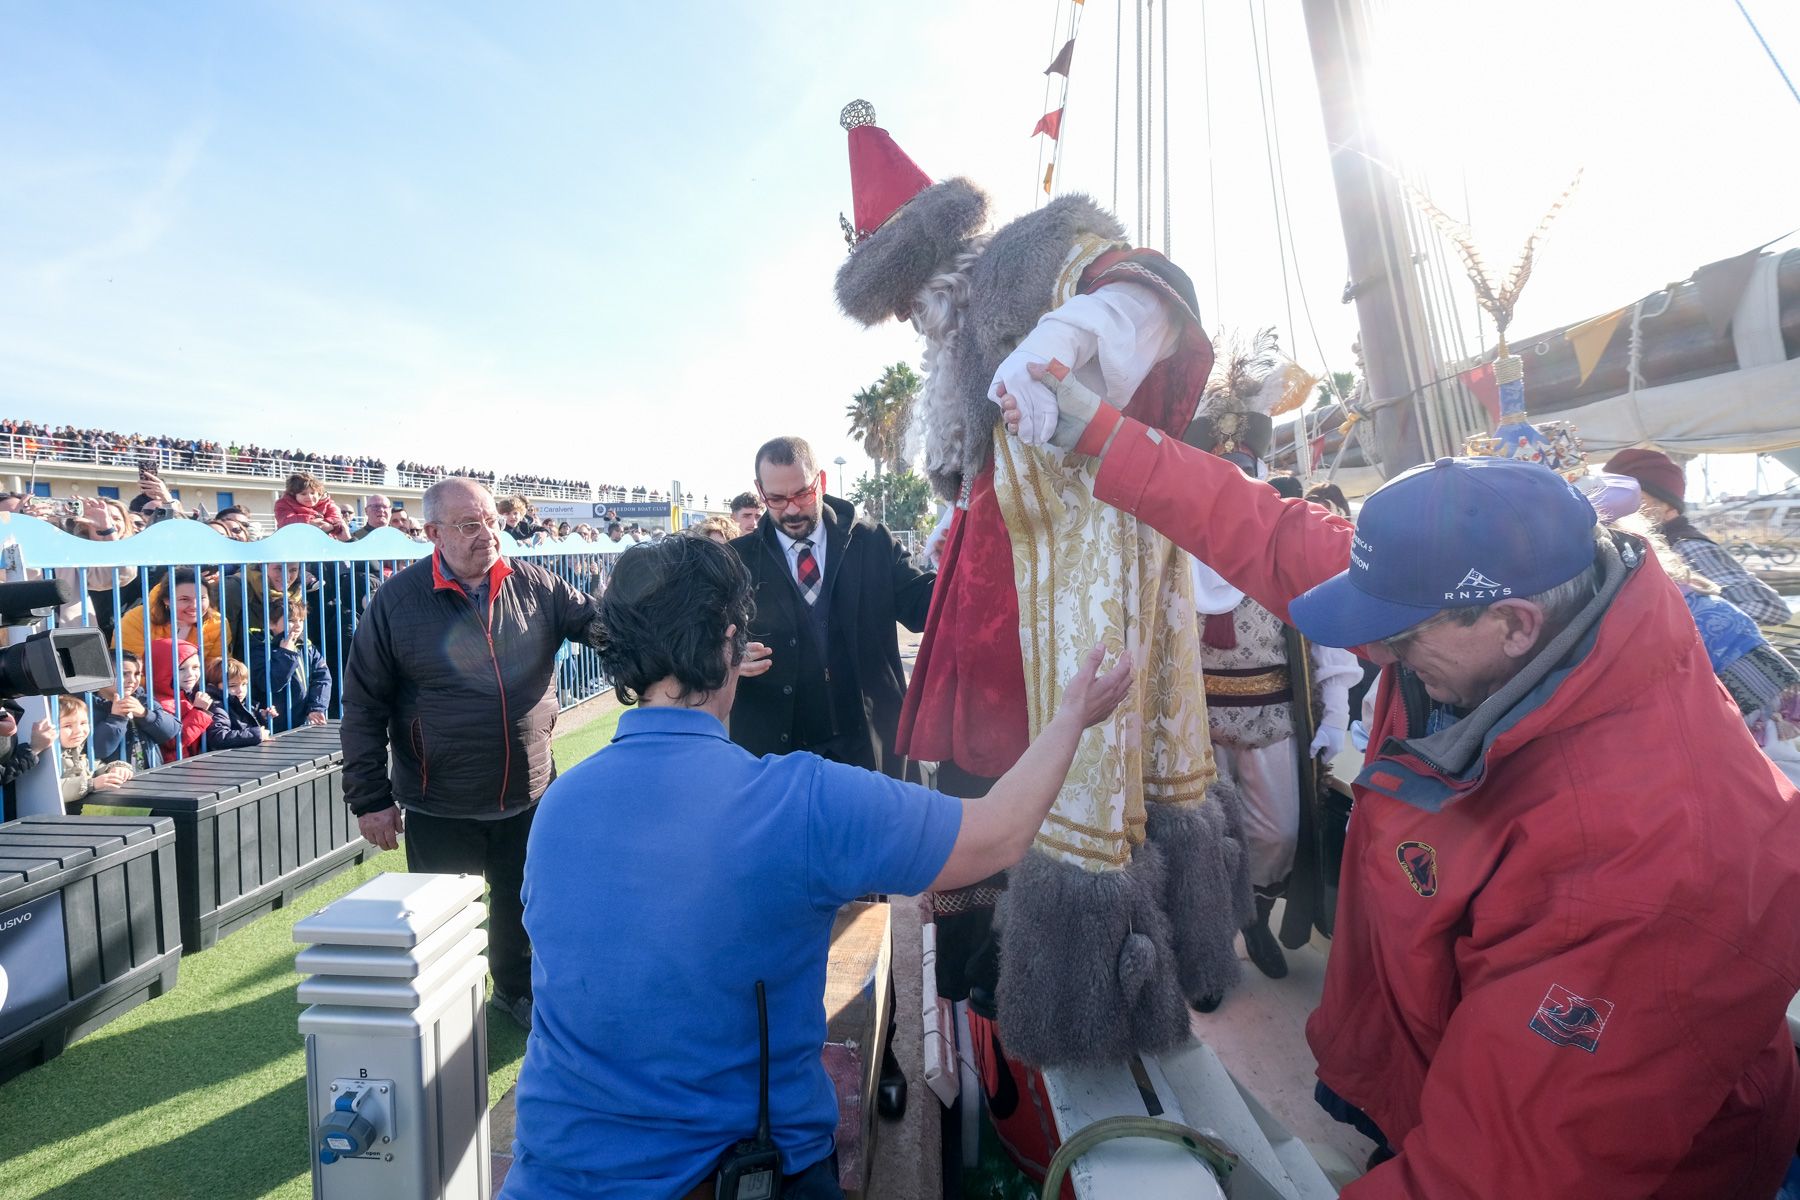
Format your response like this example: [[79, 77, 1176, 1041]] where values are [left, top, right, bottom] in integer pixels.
[[92, 650, 182, 772], [147, 639, 218, 760], [205, 657, 272, 748], [56, 694, 132, 813], [0, 699, 56, 822], [246, 599, 332, 733]]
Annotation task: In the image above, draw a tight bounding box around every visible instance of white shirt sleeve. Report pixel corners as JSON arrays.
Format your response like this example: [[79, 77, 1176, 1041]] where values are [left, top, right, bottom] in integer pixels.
[[988, 282, 1180, 445], [1310, 644, 1362, 730]]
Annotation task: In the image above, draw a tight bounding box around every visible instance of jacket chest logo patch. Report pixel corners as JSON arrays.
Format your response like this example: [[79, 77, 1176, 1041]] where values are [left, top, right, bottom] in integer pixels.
[[1529, 983, 1614, 1053], [1395, 840, 1438, 897]]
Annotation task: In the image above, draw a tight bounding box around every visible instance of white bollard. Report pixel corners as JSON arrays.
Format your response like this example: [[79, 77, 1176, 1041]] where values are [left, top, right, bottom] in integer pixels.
[[295, 872, 492, 1200]]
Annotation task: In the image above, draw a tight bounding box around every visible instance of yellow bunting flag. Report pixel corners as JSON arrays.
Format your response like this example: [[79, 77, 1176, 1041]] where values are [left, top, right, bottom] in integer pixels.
[[1564, 306, 1629, 387], [1043, 163, 1055, 195]]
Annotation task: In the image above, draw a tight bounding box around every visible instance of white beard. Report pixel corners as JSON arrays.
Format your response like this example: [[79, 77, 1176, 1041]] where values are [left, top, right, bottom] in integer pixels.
[[906, 235, 990, 495]]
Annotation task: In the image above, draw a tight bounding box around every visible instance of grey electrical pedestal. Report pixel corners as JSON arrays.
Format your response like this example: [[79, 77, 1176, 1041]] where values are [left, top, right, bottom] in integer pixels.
[[295, 872, 492, 1200]]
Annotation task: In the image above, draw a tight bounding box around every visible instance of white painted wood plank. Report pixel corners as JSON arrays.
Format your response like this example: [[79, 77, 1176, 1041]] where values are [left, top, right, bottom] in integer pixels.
[[1042, 1052, 1228, 1200]]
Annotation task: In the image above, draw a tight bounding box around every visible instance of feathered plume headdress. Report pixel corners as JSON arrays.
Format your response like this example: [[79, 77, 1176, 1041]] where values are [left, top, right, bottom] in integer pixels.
[[1184, 328, 1318, 461]]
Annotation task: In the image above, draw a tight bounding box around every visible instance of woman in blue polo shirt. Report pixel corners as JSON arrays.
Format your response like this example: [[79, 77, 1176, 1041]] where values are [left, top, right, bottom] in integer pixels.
[[504, 536, 1131, 1200]]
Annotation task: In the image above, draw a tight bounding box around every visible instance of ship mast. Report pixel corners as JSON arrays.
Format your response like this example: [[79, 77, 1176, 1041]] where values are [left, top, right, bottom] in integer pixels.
[[1298, 0, 1444, 475]]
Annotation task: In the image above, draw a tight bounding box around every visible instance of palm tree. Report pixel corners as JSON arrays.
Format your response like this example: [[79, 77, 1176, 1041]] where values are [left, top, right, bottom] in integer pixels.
[[845, 362, 921, 522]]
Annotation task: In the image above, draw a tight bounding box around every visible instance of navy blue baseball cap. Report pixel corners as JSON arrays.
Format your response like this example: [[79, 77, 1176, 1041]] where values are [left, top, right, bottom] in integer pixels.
[[1289, 456, 1598, 648]]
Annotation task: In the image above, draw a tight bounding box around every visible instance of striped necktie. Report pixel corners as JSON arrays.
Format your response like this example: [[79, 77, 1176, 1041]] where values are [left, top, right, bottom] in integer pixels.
[[795, 539, 821, 605]]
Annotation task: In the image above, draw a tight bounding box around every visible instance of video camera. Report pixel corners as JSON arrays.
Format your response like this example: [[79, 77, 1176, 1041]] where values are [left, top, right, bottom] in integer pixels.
[[0, 577, 116, 698]]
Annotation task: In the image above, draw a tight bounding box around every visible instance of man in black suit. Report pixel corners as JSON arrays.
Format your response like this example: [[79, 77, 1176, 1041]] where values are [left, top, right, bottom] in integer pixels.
[[729, 436, 934, 777]]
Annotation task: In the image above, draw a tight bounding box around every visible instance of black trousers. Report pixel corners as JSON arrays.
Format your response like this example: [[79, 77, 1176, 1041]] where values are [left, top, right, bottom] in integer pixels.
[[404, 804, 536, 1000]]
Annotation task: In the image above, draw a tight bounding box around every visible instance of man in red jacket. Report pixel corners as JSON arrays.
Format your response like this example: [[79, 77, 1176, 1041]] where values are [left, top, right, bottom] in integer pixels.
[[998, 366, 1800, 1198]]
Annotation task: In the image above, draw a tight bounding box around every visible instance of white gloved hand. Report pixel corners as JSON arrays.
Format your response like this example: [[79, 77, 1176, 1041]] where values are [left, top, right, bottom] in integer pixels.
[[995, 360, 1105, 451], [989, 351, 1060, 445], [1309, 722, 1346, 762]]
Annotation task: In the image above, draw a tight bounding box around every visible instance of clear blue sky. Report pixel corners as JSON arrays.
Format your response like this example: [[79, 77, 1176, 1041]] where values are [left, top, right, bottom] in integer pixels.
[[2, 1, 1795, 503]]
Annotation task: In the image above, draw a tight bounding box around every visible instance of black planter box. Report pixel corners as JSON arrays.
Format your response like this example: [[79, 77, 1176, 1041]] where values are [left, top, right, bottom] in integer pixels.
[[0, 815, 182, 1083], [101, 721, 371, 954]]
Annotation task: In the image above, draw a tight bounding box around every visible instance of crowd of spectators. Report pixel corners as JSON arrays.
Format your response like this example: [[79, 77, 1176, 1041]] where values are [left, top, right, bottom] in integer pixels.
[[0, 419, 386, 484], [396, 461, 499, 489], [0, 420, 714, 508], [0, 469, 637, 819]]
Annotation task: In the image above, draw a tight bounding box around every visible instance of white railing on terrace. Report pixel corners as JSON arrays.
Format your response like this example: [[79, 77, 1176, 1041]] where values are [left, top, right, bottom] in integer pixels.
[[496, 477, 592, 502], [0, 513, 627, 775], [0, 433, 385, 486], [395, 467, 499, 489]]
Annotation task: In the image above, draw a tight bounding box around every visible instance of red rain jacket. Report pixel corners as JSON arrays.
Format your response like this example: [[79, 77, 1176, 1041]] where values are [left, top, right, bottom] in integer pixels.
[[1090, 417, 1800, 1198], [148, 637, 217, 760]]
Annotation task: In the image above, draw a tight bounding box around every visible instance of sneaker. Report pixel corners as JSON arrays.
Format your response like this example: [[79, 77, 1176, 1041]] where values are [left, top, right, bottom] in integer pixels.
[[493, 990, 533, 1032]]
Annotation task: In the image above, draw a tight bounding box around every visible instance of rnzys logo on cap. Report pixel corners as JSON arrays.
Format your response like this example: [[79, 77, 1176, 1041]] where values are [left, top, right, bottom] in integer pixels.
[[1446, 568, 1512, 602]]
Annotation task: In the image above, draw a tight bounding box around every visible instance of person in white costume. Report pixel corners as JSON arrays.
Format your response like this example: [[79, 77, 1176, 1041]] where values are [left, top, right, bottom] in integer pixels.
[[1180, 335, 1358, 981]]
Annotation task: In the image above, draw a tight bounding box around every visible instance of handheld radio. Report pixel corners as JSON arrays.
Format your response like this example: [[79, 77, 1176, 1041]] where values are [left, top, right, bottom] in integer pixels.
[[716, 980, 782, 1199]]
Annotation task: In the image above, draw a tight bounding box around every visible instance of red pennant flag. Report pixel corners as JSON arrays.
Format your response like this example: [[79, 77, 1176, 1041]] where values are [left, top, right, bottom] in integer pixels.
[[1031, 108, 1064, 140], [1460, 362, 1500, 423], [1045, 39, 1075, 77]]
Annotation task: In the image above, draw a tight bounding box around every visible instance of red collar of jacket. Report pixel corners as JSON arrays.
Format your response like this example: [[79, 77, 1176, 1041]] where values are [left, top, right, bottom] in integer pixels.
[[431, 552, 514, 609], [1358, 534, 1695, 813]]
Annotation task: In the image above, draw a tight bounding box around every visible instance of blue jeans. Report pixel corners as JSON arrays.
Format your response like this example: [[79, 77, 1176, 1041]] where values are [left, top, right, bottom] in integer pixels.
[[781, 1152, 843, 1199]]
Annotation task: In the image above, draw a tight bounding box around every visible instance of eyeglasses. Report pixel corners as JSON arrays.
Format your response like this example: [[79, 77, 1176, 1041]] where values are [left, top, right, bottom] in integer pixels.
[[446, 516, 501, 538], [1379, 609, 1460, 658], [758, 474, 820, 511]]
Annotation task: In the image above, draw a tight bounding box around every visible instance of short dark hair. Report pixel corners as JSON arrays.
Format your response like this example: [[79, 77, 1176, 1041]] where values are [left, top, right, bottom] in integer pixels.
[[729, 491, 761, 514], [1303, 482, 1351, 517], [597, 537, 754, 707], [1269, 475, 1305, 500], [217, 505, 252, 521], [284, 472, 323, 498], [752, 436, 817, 485]]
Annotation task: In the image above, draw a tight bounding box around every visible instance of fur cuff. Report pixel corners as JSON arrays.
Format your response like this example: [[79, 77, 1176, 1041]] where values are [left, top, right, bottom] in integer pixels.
[[835, 178, 989, 327], [994, 844, 1193, 1068], [1145, 786, 1254, 1006]]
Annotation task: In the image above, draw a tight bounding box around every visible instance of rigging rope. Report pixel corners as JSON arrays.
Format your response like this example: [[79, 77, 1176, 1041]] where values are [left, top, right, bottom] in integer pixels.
[[1146, 1, 1155, 250], [1734, 0, 1800, 109], [1048, 0, 1084, 203], [1161, 0, 1171, 255], [1248, 0, 1297, 361], [1136, 0, 1147, 244], [1113, 0, 1123, 213], [1200, 0, 1220, 321], [1254, 0, 1347, 464], [1034, 1, 1063, 208]]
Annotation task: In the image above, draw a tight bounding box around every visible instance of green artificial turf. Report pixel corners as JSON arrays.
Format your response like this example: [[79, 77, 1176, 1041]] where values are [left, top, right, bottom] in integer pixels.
[[0, 704, 622, 1199]]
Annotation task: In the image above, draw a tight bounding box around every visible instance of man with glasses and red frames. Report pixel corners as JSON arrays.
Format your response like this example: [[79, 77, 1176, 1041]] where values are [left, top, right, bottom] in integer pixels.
[[996, 365, 1800, 1199], [727, 436, 933, 779], [340, 476, 625, 1034]]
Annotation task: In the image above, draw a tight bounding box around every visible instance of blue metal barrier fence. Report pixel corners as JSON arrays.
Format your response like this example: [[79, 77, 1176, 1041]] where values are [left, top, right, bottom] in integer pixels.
[[0, 514, 622, 773]]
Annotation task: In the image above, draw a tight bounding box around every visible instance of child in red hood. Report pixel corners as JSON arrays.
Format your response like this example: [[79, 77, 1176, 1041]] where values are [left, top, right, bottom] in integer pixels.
[[273, 471, 350, 541], [148, 638, 219, 759]]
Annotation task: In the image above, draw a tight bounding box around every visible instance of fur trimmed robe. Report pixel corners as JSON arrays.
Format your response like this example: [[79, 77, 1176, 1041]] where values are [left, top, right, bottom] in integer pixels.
[[837, 185, 1250, 1066]]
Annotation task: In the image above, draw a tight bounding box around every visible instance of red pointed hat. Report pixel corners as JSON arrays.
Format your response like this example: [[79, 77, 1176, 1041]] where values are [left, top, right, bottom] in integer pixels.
[[840, 100, 932, 246]]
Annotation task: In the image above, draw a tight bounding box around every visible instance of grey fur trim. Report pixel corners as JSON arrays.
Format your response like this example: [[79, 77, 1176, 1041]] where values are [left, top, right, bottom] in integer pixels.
[[952, 194, 1127, 481], [1145, 792, 1254, 1006], [994, 844, 1193, 1068], [834, 178, 990, 327]]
